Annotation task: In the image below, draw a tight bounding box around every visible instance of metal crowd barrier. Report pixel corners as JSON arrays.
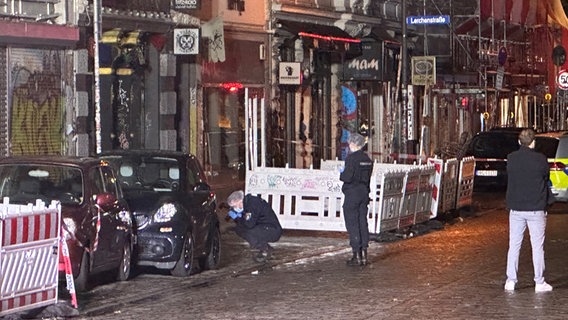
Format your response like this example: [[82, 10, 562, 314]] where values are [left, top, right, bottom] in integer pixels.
[[1, 199, 61, 317]]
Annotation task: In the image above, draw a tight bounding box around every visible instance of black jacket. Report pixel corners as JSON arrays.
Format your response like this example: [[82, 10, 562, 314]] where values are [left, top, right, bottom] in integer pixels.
[[506, 145, 550, 211], [236, 194, 283, 230], [340, 149, 373, 192]]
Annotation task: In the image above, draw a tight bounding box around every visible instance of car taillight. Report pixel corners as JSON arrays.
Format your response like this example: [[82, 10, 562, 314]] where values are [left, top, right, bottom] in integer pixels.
[[550, 162, 566, 171]]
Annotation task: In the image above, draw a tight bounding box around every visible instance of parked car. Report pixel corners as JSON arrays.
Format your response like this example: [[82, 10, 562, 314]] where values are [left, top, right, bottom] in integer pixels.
[[0, 156, 134, 292], [535, 131, 568, 202], [99, 150, 221, 277], [466, 131, 520, 189]]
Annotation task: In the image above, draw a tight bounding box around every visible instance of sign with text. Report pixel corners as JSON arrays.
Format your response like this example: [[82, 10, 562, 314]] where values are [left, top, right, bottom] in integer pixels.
[[558, 70, 568, 90], [411, 56, 436, 86], [343, 41, 382, 80], [279, 62, 301, 85], [173, 0, 201, 10], [406, 15, 450, 25]]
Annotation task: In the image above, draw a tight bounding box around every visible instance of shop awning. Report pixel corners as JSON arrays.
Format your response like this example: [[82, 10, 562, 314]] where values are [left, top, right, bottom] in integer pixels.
[[278, 20, 357, 41]]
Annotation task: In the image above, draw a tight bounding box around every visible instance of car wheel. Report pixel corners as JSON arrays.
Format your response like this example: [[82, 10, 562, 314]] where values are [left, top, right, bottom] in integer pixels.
[[116, 239, 132, 281], [199, 227, 221, 270], [171, 231, 194, 277], [75, 250, 90, 292]]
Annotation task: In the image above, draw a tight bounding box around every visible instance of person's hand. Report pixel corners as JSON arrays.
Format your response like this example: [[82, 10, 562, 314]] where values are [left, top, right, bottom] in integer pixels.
[[227, 210, 242, 220]]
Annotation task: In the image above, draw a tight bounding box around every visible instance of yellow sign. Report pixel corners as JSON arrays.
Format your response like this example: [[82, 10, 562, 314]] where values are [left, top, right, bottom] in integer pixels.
[[411, 56, 436, 86], [545, 93, 552, 101], [483, 112, 490, 120]]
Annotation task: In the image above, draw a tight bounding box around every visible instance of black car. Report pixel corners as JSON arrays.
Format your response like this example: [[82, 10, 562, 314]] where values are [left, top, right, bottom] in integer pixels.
[[467, 130, 555, 189], [99, 150, 221, 277], [0, 156, 134, 292], [467, 131, 520, 188]]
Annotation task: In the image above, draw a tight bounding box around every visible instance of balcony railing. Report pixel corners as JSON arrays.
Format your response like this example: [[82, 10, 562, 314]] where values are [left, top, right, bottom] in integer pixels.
[[0, 0, 60, 22]]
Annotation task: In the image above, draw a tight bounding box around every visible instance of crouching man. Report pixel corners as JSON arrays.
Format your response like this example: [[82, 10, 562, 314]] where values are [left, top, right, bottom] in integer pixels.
[[226, 190, 283, 263]]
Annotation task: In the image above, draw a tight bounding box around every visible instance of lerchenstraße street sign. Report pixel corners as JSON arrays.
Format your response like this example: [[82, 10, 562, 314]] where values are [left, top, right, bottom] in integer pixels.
[[406, 15, 450, 25]]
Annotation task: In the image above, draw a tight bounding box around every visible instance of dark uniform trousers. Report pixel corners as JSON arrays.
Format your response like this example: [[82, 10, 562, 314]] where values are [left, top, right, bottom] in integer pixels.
[[342, 184, 370, 251], [234, 224, 281, 251]]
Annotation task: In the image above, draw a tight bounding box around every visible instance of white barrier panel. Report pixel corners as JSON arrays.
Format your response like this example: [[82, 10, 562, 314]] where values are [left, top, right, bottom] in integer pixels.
[[457, 157, 475, 208], [371, 170, 406, 233], [246, 159, 437, 234], [428, 158, 460, 216], [415, 165, 436, 224], [0, 199, 61, 316], [441, 159, 459, 213], [246, 167, 349, 232]]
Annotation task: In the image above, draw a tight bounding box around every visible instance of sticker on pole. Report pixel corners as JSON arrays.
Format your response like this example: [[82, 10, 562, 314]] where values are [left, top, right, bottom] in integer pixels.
[[558, 70, 568, 90]]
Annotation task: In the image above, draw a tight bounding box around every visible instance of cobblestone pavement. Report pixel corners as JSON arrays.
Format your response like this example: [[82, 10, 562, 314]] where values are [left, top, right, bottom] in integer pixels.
[[9, 191, 568, 320]]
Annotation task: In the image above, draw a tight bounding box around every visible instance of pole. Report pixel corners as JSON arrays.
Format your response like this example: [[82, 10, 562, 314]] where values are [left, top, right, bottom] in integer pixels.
[[401, 0, 408, 157], [93, 0, 102, 154]]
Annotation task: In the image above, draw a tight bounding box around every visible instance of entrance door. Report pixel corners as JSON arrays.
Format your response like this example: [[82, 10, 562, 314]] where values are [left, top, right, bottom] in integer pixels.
[[203, 86, 264, 183]]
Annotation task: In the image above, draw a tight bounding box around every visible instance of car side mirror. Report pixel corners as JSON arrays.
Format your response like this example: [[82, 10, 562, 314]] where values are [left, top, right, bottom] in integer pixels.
[[194, 182, 210, 192], [95, 192, 117, 211]]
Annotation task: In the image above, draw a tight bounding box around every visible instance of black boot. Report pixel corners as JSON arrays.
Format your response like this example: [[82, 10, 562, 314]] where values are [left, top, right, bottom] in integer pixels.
[[360, 248, 368, 266], [346, 251, 361, 266]]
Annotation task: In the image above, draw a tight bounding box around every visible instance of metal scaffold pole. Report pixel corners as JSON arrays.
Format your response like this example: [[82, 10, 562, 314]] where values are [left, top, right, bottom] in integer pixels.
[[94, 0, 102, 154]]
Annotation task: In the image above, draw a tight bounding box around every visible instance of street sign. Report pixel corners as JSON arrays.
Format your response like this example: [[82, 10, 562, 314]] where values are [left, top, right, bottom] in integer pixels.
[[495, 66, 504, 90], [558, 70, 568, 90], [406, 15, 450, 25]]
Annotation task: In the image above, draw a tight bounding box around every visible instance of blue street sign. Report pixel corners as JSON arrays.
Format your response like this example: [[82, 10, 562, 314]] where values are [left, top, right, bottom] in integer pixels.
[[406, 15, 450, 25]]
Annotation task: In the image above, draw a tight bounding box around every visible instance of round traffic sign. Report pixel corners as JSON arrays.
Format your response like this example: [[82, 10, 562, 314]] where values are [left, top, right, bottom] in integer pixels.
[[558, 70, 568, 90], [545, 93, 552, 101]]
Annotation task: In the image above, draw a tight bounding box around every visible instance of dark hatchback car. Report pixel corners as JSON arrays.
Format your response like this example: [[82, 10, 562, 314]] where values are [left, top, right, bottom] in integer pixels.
[[99, 150, 221, 277], [0, 156, 134, 292]]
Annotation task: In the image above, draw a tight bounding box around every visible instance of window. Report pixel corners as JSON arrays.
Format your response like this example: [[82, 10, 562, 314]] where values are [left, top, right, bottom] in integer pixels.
[[228, 0, 245, 12]]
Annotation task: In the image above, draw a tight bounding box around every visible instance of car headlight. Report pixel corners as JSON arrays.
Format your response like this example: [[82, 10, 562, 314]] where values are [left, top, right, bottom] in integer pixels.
[[62, 218, 76, 241], [154, 203, 177, 223]]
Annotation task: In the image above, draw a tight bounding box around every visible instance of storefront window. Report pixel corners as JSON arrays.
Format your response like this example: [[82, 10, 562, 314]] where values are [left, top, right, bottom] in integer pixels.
[[203, 87, 264, 182]]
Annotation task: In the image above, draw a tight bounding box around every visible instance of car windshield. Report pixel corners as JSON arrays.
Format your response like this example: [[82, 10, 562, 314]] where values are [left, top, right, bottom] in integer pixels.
[[102, 156, 180, 192], [469, 132, 519, 159], [0, 164, 83, 205]]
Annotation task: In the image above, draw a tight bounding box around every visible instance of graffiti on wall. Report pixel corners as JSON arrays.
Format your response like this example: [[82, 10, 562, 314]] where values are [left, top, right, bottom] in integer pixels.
[[340, 85, 358, 160], [114, 79, 130, 149], [10, 49, 63, 155]]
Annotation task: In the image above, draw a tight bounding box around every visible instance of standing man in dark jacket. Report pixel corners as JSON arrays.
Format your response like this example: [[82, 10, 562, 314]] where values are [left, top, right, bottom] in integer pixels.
[[340, 133, 374, 266], [505, 128, 552, 292], [227, 190, 283, 263]]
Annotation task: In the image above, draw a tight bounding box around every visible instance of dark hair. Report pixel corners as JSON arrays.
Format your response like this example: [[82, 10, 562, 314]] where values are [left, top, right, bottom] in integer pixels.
[[518, 129, 535, 146]]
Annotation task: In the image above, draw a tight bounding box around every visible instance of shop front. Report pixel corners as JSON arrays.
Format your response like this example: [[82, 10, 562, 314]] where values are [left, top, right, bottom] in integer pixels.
[[202, 34, 267, 183]]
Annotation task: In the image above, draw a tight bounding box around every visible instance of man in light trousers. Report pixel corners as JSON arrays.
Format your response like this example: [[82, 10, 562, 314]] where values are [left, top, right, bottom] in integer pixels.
[[504, 128, 553, 292]]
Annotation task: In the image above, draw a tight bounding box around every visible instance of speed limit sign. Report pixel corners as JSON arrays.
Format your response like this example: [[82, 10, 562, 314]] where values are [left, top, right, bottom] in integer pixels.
[[558, 70, 568, 90]]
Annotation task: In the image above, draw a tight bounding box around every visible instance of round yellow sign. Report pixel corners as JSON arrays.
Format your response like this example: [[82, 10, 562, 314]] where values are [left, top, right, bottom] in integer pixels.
[[483, 112, 490, 120], [545, 93, 552, 101]]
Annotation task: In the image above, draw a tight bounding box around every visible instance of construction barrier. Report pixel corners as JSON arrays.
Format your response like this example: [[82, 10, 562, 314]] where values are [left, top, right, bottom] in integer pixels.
[[245, 160, 436, 235], [428, 158, 460, 216], [1, 199, 61, 317], [457, 156, 475, 208]]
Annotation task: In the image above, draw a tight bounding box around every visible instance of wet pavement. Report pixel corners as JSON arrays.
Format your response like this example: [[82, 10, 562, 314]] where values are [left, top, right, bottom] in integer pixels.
[[6, 189, 568, 319]]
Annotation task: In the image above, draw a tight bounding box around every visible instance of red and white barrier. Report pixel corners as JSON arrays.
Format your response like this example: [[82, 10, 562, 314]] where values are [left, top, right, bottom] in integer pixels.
[[0, 199, 61, 316]]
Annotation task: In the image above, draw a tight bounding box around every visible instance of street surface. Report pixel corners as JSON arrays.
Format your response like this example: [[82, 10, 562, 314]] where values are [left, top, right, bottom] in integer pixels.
[[8, 190, 568, 320]]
